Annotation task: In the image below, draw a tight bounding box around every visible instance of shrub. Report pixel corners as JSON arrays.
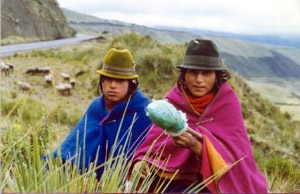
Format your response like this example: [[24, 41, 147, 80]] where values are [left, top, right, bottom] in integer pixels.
[[110, 33, 158, 52], [30, 49, 56, 58], [1, 96, 16, 115]]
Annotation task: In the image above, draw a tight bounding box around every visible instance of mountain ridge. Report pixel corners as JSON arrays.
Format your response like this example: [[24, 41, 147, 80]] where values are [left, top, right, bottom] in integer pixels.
[[61, 8, 300, 80], [155, 26, 300, 48]]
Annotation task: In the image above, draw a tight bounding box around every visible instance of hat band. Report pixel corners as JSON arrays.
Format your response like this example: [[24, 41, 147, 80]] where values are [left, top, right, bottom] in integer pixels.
[[183, 55, 222, 67], [102, 64, 136, 76]]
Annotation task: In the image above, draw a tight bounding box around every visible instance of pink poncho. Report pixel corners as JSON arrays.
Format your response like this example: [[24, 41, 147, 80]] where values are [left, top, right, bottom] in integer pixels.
[[132, 83, 268, 193]]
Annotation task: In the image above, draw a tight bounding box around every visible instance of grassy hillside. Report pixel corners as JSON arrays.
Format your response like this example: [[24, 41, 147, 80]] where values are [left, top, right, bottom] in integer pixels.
[[204, 36, 300, 78], [246, 79, 300, 120], [1, 33, 299, 192], [61, 7, 300, 121], [61, 8, 300, 80]]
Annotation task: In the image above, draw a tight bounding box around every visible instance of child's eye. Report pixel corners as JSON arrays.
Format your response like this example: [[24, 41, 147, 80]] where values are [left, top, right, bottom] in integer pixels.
[[103, 77, 113, 82], [203, 70, 213, 75]]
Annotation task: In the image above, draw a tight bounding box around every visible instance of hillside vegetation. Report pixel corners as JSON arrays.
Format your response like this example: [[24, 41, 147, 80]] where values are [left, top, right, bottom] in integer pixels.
[[62, 8, 300, 80], [1, 33, 299, 192], [1, 0, 76, 45]]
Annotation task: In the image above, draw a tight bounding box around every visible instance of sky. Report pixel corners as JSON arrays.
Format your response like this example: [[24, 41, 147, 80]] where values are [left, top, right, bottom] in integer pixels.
[[57, 0, 300, 35]]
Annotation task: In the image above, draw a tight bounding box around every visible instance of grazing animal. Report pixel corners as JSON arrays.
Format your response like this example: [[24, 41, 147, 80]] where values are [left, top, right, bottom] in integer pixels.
[[1, 62, 9, 76], [45, 74, 52, 85], [75, 70, 84, 77], [25, 67, 50, 75], [6, 62, 14, 72], [61, 72, 70, 81], [40, 67, 50, 74], [25, 67, 38, 75], [17, 81, 31, 91], [56, 83, 72, 95], [70, 78, 76, 88]]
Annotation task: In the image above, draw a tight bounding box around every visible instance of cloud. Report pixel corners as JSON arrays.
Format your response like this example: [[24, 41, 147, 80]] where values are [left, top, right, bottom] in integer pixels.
[[57, 0, 300, 35]]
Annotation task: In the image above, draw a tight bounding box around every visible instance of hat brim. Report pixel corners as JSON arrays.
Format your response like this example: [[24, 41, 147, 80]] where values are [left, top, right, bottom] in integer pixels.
[[96, 70, 139, 79], [176, 64, 225, 71]]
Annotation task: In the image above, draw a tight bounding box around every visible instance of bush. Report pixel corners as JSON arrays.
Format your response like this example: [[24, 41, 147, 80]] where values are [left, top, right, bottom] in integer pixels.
[[57, 107, 82, 126], [1, 97, 16, 115], [31, 49, 56, 58], [110, 33, 158, 52]]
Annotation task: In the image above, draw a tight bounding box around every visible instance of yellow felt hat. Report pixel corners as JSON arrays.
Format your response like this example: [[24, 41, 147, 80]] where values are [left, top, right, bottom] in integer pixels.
[[96, 48, 139, 79]]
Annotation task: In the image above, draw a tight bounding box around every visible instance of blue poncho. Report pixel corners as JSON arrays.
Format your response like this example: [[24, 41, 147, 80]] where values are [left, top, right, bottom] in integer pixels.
[[49, 90, 151, 178]]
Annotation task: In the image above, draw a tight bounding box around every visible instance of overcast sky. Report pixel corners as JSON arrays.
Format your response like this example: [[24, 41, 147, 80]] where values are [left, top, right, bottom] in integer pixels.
[[57, 0, 300, 35]]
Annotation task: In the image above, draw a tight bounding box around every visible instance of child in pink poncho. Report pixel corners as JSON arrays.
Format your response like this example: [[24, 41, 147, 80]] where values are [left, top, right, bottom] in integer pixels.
[[130, 39, 268, 193]]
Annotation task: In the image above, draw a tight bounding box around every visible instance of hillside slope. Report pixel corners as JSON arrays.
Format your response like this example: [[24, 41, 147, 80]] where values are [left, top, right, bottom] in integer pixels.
[[207, 36, 300, 78], [1, 34, 299, 192], [61, 8, 300, 80], [1, 0, 76, 45], [156, 26, 300, 48]]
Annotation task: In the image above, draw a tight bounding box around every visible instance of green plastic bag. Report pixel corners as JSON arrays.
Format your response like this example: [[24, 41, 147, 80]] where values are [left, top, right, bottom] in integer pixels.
[[146, 99, 187, 136]]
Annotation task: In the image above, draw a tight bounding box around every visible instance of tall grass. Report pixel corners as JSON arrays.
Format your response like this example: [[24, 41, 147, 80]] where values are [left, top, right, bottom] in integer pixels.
[[1, 92, 232, 193], [0, 94, 141, 192], [1, 93, 167, 192], [2, 33, 300, 192]]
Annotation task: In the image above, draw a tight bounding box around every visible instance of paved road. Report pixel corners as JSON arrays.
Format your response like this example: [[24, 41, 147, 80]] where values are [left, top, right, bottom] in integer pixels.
[[0, 34, 98, 57]]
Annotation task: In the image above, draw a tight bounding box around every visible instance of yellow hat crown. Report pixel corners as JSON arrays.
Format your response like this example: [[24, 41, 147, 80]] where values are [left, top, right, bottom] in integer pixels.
[[96, 48, 139, 79]]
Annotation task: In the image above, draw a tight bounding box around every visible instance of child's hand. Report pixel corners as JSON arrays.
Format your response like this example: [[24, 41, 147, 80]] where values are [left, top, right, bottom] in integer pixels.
[[132, 161, 150, 179], [173, 127, 203, 156]]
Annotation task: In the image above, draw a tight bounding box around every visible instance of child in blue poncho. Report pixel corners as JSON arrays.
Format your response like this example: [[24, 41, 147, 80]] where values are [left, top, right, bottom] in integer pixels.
[[44, 48, 152, 179]]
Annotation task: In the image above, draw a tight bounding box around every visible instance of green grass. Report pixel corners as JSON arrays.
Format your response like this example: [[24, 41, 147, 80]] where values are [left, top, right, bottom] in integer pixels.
[[1, 35, 41, 45], [0, 95, 186, 193], [1, 33, 300, 192], [253, 147, 300, 192]]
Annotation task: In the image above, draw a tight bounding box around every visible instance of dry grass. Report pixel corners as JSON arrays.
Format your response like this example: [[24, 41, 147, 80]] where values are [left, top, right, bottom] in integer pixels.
[[1, 33, 300, 192]]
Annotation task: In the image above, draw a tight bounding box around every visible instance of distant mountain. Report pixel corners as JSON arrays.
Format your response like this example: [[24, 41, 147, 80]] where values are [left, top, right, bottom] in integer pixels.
[[61, 8, 129, 26], [156, 26, 300, 48], [205, 36, 300, 78], [61, 8, 300, 80], [62, 8, 196, 44]]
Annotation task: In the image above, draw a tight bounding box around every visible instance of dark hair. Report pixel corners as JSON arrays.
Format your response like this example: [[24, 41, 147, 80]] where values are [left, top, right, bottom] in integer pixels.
[[177, 69, 230, 94], [97, 75, 139, 97]]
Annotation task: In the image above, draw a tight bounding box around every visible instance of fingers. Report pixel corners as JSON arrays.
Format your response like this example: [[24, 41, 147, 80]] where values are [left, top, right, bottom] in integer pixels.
[[173, 132, 190, 143], [173, 127, 203, 148], [186, 127, 203, 141], [173, 132, 195, 147], [133, 161, 150, 179], [173, 139, 186, 147], [143, 163, 150, 177]]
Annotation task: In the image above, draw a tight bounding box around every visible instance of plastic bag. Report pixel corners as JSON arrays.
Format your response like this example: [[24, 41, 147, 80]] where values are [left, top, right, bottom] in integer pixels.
[[146, 99, 187, 136]]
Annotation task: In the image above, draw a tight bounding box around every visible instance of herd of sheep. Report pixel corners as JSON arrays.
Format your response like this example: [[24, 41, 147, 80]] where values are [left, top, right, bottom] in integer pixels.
[[1, 62, 76, 95]]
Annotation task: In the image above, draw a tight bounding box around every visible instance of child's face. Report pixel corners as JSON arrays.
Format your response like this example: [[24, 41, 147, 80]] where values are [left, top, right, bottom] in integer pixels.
[[185, 69, 216, 97], [102, 76, 129, 103]]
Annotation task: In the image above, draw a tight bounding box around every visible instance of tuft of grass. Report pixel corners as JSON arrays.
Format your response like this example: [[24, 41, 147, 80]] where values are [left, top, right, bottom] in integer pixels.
[[0, 96, 167, 193], [0, 91, 228, 193], [2, 33, 300, 192]]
